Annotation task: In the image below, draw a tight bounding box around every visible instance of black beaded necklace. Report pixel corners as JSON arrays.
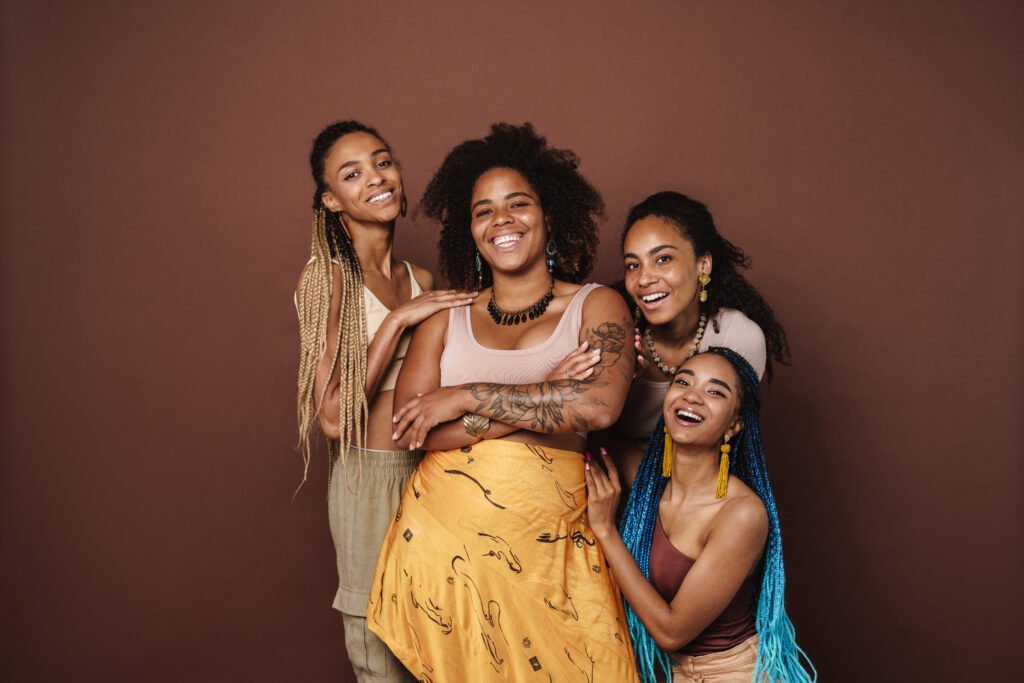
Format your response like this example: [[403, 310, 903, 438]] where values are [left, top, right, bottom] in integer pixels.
[[487, 279, 555, 325]]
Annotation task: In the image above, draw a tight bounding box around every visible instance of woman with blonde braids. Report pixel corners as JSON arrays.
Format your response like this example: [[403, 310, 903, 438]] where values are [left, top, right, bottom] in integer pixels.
[[295, 120, 478, 682]]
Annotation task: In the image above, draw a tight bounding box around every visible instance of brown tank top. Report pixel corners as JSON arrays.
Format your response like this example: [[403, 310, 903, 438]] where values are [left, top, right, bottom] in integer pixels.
[[649, 514, 758, 656]]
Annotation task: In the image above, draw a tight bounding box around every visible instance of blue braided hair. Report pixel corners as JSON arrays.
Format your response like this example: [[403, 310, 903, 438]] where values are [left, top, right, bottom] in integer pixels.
[[617, 347, 816, 682]]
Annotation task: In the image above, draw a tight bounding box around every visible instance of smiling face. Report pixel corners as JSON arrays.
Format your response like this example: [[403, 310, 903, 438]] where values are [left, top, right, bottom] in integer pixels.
[[470, 167, 548, 276], [623, 216, 711, 325], [320, 131, 404, 225], [663, 353, 743, 448]]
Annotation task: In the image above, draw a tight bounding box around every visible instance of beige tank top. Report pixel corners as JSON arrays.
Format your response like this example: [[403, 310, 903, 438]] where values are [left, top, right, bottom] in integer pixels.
[[366, 261, 422, 393], [296, 258, 422, 394]]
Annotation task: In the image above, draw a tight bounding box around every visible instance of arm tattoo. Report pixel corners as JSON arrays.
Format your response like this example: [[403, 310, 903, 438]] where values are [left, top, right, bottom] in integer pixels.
[[459, 320, 628, 433]]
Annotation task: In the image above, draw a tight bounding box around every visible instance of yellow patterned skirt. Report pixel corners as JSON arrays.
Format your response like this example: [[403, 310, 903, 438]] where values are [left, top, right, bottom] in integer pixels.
[[368, 440, 639, 682]]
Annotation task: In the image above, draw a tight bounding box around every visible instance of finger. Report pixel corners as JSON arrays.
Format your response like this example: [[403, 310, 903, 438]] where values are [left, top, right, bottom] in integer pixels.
[[599, 448, 620, 488]]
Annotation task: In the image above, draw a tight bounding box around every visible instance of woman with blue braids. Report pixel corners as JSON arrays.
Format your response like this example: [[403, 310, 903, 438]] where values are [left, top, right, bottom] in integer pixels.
[[585, 347, 814, 682]]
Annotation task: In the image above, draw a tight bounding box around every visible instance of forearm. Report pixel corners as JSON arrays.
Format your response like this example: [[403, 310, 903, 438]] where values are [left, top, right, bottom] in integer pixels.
[[411, 415, 518, 451], [364, 314, 407, 397], [592, 527, 701, 651], [456, 378, 616, 434]]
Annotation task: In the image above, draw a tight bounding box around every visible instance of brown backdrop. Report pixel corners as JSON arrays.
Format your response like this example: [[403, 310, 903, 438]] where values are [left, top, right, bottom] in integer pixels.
[[2, 1, 1021, 681]]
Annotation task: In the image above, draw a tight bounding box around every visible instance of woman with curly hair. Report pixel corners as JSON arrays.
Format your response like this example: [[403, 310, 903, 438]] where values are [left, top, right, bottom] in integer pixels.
[[368, 123, 641, 681], [600, 191, 790, 488], [586, 348, 814, 682], [295, 121, 477, 682]]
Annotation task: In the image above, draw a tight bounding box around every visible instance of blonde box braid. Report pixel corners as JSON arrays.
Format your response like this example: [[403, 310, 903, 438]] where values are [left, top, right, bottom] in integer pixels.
[[296, 205, 369, 486]]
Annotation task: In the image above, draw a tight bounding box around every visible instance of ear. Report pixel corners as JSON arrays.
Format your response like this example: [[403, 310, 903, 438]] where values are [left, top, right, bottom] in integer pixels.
[[321, 191, 342, 213], [698, 252, 713, 277], [725, 416, 743, 441]]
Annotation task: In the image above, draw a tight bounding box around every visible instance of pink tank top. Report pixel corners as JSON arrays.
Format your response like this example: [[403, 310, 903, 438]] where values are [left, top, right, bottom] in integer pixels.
[[440, 283, 600, 387]]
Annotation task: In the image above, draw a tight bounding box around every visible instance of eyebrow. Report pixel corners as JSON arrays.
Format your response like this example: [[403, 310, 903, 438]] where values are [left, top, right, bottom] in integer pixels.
[[338, 148, 389, 171], [676, 369, 733, 394], [472, 191, 535, 210], [623, 244, 678, 259]]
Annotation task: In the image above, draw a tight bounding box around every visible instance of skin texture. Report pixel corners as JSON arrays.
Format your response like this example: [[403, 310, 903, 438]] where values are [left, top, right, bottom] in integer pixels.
[[297, 131, 479, 447], [585, 353, 768, 652], [391, 168, 634, 452]]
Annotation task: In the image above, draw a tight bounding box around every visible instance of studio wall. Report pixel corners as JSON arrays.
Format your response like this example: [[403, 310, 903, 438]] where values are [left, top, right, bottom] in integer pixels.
[[2, 1, 1021, 680]]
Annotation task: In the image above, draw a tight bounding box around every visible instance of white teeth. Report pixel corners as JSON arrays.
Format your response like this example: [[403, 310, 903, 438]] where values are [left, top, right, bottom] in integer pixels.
[[492, 234, 522, 246], [676, 410, 704, 423], [641, 293, 668, 303], [368, 190, 393, 203]]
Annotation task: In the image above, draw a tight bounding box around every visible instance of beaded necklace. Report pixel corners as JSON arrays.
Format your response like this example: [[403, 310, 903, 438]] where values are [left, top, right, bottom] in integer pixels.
[[643, 313, 708, 376], [487, 279, 555, 326]]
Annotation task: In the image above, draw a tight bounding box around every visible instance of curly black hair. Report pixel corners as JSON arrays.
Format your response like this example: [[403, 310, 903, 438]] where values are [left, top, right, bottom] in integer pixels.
[[419, 123, 604, 290], [619, 191, 791, 382]]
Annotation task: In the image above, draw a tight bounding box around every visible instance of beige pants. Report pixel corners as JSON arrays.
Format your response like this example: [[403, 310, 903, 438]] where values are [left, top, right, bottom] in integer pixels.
[[329, 447, 418, 683], [672, 635, 759, 683]]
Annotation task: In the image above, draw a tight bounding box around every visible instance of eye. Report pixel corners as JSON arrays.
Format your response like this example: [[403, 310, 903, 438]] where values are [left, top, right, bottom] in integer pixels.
[[474, 208, 492, 218], [674, 377, 690, 387], [624, 262, 638, 271], [376, 159, 392, 169], [343, 171, 359, 181], [708, 389, 725, 397], [510, 201, 527, 209], [656, 255, 672, 264]]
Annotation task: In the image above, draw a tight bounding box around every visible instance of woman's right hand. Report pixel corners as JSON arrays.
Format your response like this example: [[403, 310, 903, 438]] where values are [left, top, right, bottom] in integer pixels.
[[391, 289, 479, 328], [546, 341, 602, 382]]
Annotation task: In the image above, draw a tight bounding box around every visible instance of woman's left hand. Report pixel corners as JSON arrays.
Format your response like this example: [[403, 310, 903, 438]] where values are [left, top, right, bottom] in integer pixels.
[[392, 387, 466, 449], [585, 447, 622, 540]]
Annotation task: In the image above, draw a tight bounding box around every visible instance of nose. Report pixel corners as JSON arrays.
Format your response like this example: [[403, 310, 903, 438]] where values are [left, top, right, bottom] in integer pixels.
[[365, 166, 384, 186], [636, 263, 657, 287], [491, 207, 513, 227]]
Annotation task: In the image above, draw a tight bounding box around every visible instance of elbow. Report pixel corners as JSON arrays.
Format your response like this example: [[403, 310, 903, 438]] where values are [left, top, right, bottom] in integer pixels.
[[318, 414, 340, 441], [587, 407, 617, 432], [655, 632, 688, 653]]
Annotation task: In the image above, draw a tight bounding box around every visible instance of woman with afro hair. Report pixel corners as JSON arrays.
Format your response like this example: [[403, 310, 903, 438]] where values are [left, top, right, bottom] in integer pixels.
[[368, 123, 641, 681]]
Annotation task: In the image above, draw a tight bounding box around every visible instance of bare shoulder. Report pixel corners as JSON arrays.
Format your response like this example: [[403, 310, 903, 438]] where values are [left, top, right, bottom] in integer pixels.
[[408, 262, 434, 291], [716, 478, 768, 538], [295, 259, 342, 303], [581, 284, 631, 319]]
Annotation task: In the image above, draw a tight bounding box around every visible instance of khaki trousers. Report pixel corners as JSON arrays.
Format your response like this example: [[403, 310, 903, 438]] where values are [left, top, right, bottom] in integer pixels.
[[671, 635, 759, 683], [329, 447, 418, 683]]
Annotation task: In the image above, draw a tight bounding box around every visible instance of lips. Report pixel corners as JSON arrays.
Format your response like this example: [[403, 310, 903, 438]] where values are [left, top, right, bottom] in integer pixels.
[[673, 408, 705, 426], [491, 232, 524, 252], [638, 290, 670, 311], [367, 189, 395, 205]]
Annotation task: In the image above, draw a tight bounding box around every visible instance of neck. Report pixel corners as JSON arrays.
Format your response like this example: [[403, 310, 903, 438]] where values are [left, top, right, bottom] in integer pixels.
[[346, 217, 396, 274], [651, 298, 702, 344], [663, 443, 720, 503], [491, 264, 553, 308]]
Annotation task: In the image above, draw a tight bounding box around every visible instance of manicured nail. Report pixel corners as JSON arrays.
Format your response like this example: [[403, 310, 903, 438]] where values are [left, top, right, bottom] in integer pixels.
[[585, 461, 590, 471], [584, 451, 592, 461], [600, 447, 607, 456], [638, 355, 644, 362], [392, 433, 398, 440]]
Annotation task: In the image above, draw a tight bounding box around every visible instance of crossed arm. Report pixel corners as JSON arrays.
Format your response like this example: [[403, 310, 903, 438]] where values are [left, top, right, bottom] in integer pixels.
[[392, 286, 636, 450]]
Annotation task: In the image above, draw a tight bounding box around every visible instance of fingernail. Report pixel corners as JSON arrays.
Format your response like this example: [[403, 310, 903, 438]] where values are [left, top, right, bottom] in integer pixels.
[[638, 355, 644, 361], [392, 433, 398, 440], [585, 461, 590, 471], [584, 452, 592, 461], [600, 447, 607, 456]]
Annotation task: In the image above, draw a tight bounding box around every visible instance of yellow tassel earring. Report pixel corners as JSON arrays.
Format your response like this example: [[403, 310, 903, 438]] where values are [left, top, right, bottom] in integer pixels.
[[662, 424, 673, 478], [698, 272, 711, 303], [714, 435, 731, 499]]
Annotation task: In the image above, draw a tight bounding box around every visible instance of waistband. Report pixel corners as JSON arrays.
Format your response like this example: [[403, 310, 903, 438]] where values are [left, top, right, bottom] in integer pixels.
[[338, 445, 420, 474], [671, 634, 759, 675], [430, 438, 582, 460]]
